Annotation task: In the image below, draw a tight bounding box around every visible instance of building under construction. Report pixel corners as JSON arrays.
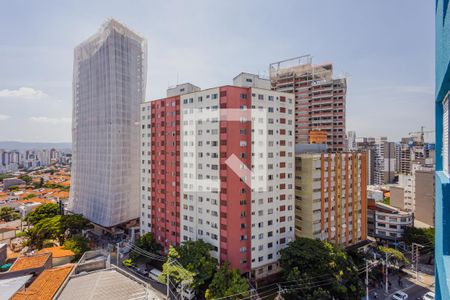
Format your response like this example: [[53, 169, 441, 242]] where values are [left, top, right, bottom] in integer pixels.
[[270, 55, 347, 152]]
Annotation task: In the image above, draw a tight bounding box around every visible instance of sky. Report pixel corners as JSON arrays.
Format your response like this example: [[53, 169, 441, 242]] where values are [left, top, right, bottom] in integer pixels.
[[0, 0, 435, 143]]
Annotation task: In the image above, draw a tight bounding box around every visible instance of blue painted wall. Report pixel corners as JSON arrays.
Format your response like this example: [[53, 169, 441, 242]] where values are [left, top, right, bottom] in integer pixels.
[[436, 1, 450, 299]]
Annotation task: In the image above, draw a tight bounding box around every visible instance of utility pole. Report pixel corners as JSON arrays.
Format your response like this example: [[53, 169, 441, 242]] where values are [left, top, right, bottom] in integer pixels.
[[385, 252, 389, 294], [365, 260, 369, 300], [116, 242, 120, 266], [167, 257, 171, 300], [412, 243, 424, 281]]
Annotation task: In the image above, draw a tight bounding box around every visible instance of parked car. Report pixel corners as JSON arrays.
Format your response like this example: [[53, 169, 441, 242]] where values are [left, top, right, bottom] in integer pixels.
[[422, 292, 435, 300], [136, 267, 149, 277], [392, 291, 408, 300], [148, 268, 162, 281]]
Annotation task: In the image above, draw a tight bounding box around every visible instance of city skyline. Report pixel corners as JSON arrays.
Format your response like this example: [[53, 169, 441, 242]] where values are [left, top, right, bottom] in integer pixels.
[[0, 1, 434, 143]]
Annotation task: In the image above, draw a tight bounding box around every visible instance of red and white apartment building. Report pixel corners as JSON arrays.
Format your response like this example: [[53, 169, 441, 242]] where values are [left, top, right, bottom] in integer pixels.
[[140, 73, 295, 279]]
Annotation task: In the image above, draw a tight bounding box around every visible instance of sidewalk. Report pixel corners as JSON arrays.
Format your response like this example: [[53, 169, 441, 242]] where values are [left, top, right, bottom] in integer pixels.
[[402, 267, 435, 287], [367, 269, 434, 299]]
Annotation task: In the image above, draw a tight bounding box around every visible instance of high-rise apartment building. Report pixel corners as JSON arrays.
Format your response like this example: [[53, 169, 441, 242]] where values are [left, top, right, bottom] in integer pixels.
[[69, 19, 147, 227], [435, 1, 450, 298], [358, 137, 395, 185], [347, 131, 357, 151], [399, 136, 435, 175], [140, 74, 295, 279], [269, 55, 346, 152], [357, 137, 376, 185], [375, 139, 396, 185], [399, 138, 413, 174], [294, 152, 367, 247]]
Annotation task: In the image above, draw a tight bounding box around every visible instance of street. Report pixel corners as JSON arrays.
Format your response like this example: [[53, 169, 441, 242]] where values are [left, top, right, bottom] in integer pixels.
[[368, 273, 434, 300]]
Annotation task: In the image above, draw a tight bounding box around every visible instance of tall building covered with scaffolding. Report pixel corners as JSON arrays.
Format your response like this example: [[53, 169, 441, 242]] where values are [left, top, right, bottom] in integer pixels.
[[69, 19, 147, 227], [270, 55, 347, 152]]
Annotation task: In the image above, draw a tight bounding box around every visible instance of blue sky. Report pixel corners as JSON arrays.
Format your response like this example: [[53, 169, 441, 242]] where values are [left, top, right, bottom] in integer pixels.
[[0, 0, 434, 143]]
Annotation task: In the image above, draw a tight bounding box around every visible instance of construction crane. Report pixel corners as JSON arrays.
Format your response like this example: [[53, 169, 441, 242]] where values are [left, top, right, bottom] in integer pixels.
[[408, 126, 435, 144]]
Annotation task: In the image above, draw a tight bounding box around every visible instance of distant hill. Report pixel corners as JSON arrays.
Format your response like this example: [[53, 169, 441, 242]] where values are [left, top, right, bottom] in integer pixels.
[[0, 141, 71, 151]]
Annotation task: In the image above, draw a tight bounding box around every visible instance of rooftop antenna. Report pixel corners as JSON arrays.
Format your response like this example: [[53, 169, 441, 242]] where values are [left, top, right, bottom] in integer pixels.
[[177, 72, 179, 85]]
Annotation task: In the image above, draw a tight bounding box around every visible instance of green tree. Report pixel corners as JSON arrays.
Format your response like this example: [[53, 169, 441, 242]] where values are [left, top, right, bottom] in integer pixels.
[[26, 203, 59, 225], [0, 207, 20, 222], [205, 263, 249, 300], [22, 194, 37, 200], [64, 235, 89, 259], [130, 233, 162, 262], [33, 178, 45, 189], [0, 174, 14, 182], [279, 238, 364, 300], [26, 213, 91, 248], [161, 241, 217, 294], [123, 259, 133, 267], [18, 174, 33, 185], [60, 214, 92, 235], [378, 246, 410, 266], [8, 186, 19, 192], [27, 215, 64, 249], [403, 227, 434, 249]]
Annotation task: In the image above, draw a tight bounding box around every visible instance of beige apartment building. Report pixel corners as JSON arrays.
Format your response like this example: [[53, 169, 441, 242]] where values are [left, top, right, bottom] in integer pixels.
[[294, 152, 367, 247], [415, 168, 435, 226]]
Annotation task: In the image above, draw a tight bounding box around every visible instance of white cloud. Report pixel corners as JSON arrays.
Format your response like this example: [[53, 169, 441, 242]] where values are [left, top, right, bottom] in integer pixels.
[[0, 87, 48, 99], [29, 116, 71, 124], [0, 114, 10, 121]]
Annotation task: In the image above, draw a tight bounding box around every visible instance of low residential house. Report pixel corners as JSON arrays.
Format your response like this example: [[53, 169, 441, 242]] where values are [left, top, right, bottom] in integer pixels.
[[54, 250, 164, 300], [0, 275, 33, 300], [0, 253, 52, 280], [38, 246, 75, 266], [11, 264, 73, 300], [3, 179, 26, 191], [0, 227, 16, 243]]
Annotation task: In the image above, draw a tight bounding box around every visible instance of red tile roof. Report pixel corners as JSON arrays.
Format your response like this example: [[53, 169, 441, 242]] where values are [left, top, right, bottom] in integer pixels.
[[11, 264, 73, 300], [9, 253, 51, 272], [38, 246, 75, 258]]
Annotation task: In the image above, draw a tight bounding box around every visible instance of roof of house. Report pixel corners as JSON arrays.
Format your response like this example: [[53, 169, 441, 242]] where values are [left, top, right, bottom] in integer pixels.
[[0, 227, 17, 234], [0, 275, 33, 300], [38, 246, 75, 258], [9, 253, 52, 272], [57, 268, 151, 300], [17, 198, 53, 204], [11, 264, 73, 300]]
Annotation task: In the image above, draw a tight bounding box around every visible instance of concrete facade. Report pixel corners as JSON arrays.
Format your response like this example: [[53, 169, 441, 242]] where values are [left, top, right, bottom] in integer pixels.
[[367, 199, 413, 244], [294, 152, 367, 247], [140, 78, 295, 279], [415, 168, 435, 226], [270, 55, 347, 152]]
